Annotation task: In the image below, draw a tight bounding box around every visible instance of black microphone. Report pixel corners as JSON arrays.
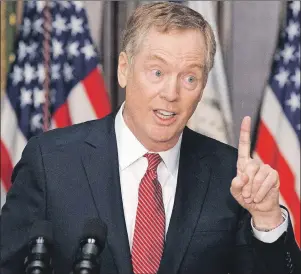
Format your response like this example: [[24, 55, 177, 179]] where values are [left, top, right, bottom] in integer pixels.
[[24, 220, 53, 274], [72, 218, 107, 274]]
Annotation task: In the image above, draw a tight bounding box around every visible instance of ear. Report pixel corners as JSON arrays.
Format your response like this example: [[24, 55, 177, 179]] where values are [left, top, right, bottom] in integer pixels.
[[117, 52, 129, 88]]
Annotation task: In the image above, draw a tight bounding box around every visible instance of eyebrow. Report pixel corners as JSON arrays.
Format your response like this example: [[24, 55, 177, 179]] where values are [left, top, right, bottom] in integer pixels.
[[186, 63, 205, 70], [147, 54, 169, 65], [147, 54, 204, 70]]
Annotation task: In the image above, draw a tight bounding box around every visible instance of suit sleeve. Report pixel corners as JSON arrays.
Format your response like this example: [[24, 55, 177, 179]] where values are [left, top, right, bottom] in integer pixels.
[[230, 206, 301, 274], [0, 136, 47, 274]]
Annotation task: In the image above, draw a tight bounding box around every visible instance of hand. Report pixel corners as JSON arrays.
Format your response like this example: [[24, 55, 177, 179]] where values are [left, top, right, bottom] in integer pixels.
[[230, 116, 283, 230]]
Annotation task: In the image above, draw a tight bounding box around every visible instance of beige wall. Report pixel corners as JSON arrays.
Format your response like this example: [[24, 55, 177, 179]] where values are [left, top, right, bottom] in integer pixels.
[[84, 1, 103, 54]]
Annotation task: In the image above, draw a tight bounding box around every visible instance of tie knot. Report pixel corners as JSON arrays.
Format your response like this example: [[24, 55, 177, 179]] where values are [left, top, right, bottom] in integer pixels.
[[144, 153, 161, 171]]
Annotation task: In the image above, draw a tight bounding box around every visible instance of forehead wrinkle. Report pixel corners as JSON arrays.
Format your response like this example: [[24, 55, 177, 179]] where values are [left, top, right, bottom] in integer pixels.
[[145, 49, 204, 69]]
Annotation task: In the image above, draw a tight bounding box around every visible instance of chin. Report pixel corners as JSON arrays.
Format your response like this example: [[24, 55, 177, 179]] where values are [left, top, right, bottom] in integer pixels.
[[149, 130, 178, 144], [147, 123, 182, 142]]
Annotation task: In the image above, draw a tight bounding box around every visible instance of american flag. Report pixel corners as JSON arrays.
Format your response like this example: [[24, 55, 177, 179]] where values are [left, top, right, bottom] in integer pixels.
[[1, 1, 111, 207], [253, 1, 300, 246]]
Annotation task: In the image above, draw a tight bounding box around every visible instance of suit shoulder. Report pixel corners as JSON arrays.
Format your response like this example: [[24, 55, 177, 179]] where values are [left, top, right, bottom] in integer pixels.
[[33, 115, 113, 154]]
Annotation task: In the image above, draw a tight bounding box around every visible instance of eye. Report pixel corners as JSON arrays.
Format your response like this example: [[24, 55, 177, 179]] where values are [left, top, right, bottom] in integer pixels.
[[182, 74, 199, 90], [148, 69, 164, 82], [153, 69, 163, 77], [185, 75, 196, 83]]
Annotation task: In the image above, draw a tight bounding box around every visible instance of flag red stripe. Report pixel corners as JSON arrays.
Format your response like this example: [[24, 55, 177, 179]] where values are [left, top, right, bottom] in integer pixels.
[[256, 120, 300, 246], [82, 68, 111, 118], [1, 141, 13, 192], [53, 102, 72, 128]]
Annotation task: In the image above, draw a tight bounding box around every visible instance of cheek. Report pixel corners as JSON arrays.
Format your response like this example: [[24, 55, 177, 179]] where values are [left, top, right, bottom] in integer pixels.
[[178, 93, 202, 121], [126, 75, 154, 112], [136, 73, 163, 99], [182, 91, 202, 110], [127, 72, 145, 98]]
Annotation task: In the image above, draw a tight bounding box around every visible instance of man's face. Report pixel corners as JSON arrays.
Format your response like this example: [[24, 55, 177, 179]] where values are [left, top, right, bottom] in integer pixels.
[[118, 28, 207, 151]]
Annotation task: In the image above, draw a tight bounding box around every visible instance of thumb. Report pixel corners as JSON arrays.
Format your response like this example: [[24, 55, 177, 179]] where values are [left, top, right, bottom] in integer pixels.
[[230, 173, 248, 198]]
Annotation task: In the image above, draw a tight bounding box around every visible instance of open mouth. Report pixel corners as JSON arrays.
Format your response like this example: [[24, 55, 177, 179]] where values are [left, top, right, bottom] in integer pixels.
[[154, 109, 176, 119], [153, 109, 177, 125]]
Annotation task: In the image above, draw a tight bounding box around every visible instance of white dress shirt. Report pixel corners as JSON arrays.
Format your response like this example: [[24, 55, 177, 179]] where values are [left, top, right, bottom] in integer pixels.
[[114, 103, 288, 249]]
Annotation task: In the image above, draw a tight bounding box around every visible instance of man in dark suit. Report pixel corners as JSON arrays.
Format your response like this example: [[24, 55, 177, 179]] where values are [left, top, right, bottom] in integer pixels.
[[1, 2, 300, 274]]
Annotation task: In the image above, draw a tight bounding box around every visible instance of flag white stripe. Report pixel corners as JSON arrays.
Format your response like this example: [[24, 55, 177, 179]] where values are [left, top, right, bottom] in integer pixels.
[[67, 82, 98, 124], [253, 152, 296, 228], [1, 181, 7, 209], [260, 86, 300, 198], [1, 95, 27, 166], [50, 119, 57, 130]]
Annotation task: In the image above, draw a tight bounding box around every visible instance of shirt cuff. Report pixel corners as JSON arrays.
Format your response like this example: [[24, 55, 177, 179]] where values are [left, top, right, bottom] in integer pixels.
[[251, 208, 288, 243]]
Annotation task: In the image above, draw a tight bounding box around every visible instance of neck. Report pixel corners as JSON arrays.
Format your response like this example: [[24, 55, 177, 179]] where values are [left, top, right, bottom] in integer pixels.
[[143, 139, 179, 153]]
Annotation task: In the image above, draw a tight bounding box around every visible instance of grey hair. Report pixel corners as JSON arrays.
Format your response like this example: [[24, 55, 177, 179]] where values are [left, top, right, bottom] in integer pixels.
[[121, 2, 216, 75]]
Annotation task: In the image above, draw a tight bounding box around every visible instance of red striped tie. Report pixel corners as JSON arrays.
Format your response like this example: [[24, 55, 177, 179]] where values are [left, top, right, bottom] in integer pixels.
[[131, 153, 165, 274]]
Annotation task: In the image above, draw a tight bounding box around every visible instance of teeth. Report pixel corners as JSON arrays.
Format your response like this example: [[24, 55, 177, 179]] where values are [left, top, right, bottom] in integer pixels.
[[155, 110, 175, 120], [157, 110, 175, 116]]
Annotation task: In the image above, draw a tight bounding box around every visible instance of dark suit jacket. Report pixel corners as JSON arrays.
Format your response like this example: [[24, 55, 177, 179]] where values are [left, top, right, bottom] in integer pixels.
[[1, 113, 300, 274]]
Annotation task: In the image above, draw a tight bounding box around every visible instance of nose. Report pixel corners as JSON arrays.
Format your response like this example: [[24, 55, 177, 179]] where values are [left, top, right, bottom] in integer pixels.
[[159, 76, 179, 102]]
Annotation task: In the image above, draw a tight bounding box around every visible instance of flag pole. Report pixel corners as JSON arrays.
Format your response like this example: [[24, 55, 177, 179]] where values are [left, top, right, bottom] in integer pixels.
[[42, 0, 52, 132], [0, 1, 7, 98]]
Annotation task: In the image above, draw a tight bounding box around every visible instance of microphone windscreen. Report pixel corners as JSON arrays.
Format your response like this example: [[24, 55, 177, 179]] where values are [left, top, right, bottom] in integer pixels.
[[29, 220, 53, 243], [82, 218, 107, 245]]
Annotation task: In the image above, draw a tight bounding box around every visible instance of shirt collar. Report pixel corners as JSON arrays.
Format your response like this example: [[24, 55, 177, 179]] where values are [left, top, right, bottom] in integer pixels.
[[115, 102, 182, 176]]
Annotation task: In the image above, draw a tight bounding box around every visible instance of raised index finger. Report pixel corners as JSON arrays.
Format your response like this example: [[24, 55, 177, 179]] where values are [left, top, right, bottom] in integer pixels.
[[238, 116, 252, 168]]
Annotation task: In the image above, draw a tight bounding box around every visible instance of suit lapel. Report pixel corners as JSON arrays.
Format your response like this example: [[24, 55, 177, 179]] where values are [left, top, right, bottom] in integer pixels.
[[81, 115, 133, 274], [80, 119, 212, 274], [158, 128, 212, 274]]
